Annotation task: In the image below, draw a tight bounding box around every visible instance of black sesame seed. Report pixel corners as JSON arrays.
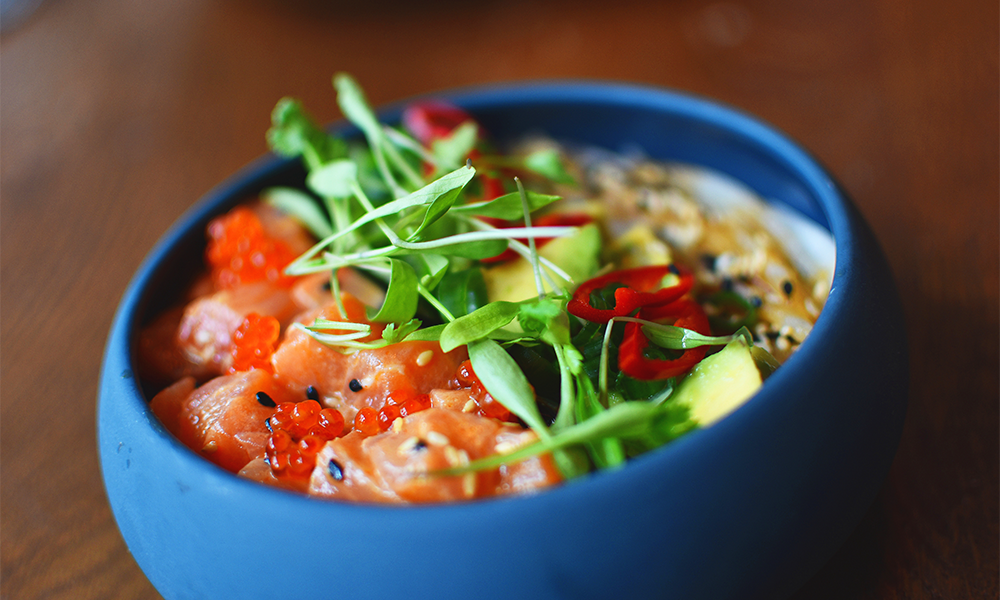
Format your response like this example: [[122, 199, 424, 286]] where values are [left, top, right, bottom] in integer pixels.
[[750, 296, 763, 308], [782, 280, 794, 297], [255, 391, 276, 408], [328, 459, 344, 481], [786, 334, 799, 345], [413, 439, 428, 452], [720, 277, 734, 292], [700, 253, 717, 272], [349, 379, 363, 392], [667, 263, 680, 275], [765, 331, 780, 341], [306, 385, 320, 401], [264, 417, 273, 433], [322, 280, 332, 291]]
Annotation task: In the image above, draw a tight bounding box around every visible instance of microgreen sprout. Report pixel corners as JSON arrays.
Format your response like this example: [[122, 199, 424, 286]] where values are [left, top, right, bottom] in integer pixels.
[[265, 73, 764, 483], [516, 177, 546, 298]]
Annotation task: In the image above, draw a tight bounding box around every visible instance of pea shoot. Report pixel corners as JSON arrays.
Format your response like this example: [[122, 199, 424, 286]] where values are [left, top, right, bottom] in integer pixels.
[[264, 73, 770, 481]]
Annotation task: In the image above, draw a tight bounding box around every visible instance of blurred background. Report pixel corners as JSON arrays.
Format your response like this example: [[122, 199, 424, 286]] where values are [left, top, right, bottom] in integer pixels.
[[2, 0, 996, 598]]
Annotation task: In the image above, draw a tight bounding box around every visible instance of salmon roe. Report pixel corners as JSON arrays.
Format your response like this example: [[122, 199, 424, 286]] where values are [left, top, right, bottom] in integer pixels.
[[353, 407, 380, 437], [349, 389, 433, 437], [455, 360, 514, 422], [266, 400, 345, 479], [206, 206, 297, 289], [230, 313, 280, 373], [377, 389, 430, 432]]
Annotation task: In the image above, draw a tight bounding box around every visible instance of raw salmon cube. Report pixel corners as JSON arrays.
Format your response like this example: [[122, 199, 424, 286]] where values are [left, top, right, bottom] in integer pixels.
[[150, 369, 293, 472]]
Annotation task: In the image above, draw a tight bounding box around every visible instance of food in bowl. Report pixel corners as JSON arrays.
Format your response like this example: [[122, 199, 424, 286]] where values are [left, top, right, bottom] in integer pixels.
[[136, 74, 834, 503], [101, 78, 907, 600]]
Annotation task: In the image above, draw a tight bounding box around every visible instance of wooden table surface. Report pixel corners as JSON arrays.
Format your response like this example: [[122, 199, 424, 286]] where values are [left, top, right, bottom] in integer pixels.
[[2, 0, 996, 598]]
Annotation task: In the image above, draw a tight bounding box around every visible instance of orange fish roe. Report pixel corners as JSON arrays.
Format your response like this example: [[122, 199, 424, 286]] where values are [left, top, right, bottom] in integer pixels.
[[397, 393, 432, 419], [230, 313, 280, 373], [266, 400, 345, 479], [377, 389, 431, 432], [353, 407, 380, 436], [455, 360, 514, 422], [206, 206, 298, 289]]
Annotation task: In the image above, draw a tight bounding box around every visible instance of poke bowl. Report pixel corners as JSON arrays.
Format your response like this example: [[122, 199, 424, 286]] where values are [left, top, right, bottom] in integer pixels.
[[98, 80, 908, 600]]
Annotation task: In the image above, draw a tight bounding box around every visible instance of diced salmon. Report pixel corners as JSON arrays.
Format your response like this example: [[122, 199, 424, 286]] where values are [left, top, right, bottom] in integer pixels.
[[149, 369, 294, 472], [336, 267, 388, 310], [238, 456, 310, 493], [492, 427, 563, 495], [307, 408, 561, 503], [429, 388, 477, 413], [139, 278, 303, 385], [163, 201, 318, 378], [136, 307, 217, 387], [271, 297, 467, 422], [289, 273, 335, 312], [289, 269, 387, 313], [147, 376, 196, 435], [288, 291, 375, 329], [177, 281, 301, 376], [307, 432, 397, 503]]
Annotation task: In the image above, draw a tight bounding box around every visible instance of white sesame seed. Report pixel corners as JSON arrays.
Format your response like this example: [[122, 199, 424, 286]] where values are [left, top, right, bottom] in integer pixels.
[[391, 417, 403, 433], [813, 279, 830, 301], [426, 431, 450, 446], [463, 473, 477, 497], [398, 436, 420, 454], [494, 441, 518, 454], [462, 400, 477, 413], [416, 350, 434, 367], [202, 440, 218, 453], [444, 446, 462, 467]]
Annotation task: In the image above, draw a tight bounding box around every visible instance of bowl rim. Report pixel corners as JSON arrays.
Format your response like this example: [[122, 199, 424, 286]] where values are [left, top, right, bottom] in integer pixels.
[[103, 79, 860, 514]]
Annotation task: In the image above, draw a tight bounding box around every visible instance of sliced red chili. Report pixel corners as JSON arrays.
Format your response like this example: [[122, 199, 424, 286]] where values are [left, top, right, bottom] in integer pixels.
[[567, 264, 693, 323], [401, 101, 478, 145], [403, 101, 504, 204], [618, 297, 711, 381], [472, 171, 506, 203], [480, 213, 594, 263]]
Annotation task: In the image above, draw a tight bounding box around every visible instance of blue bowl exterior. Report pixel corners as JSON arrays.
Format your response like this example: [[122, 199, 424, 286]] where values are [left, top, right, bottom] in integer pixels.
[[99, 82, 908, 600]]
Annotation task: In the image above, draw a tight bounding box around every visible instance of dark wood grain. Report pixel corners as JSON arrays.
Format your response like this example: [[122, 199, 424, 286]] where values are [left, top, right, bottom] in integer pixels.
[[2, 0, 996, 598]]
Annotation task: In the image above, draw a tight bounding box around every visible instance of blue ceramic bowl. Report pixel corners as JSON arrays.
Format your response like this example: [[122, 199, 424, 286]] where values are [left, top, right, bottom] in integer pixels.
[[99, 82, 908, 600]]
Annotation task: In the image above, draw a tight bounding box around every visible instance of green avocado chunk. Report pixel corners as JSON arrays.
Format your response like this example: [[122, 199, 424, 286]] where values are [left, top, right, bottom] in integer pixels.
[[669, 339, 765, 426], [483, 223, 601, 303]]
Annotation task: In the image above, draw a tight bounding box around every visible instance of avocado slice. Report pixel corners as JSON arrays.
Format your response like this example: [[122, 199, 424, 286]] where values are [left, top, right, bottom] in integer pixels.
[[483, 223, 601, 303], [670, 339, 768, 426]]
